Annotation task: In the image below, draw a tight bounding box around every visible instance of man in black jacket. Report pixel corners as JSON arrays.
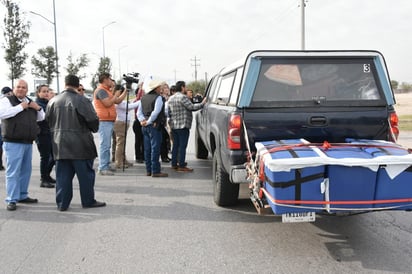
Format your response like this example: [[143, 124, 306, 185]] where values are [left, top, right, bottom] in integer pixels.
[[46, 75, 106, 211]]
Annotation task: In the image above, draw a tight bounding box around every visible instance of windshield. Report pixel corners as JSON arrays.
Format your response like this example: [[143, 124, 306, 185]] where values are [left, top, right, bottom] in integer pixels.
[[250, 58, 384, 107]]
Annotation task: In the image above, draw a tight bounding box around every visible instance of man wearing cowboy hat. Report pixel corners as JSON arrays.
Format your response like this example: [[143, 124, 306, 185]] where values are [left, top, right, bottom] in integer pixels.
[[137, 79, 168, 177]]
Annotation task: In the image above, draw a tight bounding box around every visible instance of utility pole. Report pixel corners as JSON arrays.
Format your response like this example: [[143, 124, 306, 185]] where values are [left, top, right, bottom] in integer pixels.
[[191, 56, 200, 82], [30, 0, 60, 92], [173, 69, 177, 83], [300, 0, 306, 50]]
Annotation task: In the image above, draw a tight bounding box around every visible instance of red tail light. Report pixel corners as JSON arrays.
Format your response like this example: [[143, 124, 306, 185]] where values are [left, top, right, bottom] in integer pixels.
[[389, 112, 399, 141], [228, 114, 242, 150]]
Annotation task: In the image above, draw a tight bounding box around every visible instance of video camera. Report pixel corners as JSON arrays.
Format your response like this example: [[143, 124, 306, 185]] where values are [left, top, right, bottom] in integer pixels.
[[123, 72, 140, 89], [193, 94, 203, 103]]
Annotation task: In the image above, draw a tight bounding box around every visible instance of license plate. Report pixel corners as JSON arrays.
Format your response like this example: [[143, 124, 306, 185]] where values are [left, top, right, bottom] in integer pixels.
[[282, 212, 316, 223]]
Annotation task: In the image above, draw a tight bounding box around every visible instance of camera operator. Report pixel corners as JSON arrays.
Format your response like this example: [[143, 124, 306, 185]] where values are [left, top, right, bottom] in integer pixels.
[[93, 73, 127, 176]]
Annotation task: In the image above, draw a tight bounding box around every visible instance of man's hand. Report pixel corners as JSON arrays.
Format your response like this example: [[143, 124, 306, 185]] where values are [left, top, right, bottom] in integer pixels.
[[140, 120, 148, 127], [114, 90, 121, 98], [20, 101, 29, 109], [28, 101, 42, 111], [201, 97, 207, 105]]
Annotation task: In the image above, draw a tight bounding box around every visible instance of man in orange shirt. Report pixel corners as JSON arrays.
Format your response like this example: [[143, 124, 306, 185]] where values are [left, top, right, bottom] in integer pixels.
[[93, 73, 126, 175]]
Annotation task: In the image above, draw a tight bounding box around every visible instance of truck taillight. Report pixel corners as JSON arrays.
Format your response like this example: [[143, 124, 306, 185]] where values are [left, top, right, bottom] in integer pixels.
[[389, 112, 399, 141], [228, 114, 242, 150]]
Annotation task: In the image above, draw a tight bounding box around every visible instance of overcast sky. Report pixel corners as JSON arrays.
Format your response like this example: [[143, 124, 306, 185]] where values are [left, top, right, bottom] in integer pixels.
[[1, 0, 412, 91]]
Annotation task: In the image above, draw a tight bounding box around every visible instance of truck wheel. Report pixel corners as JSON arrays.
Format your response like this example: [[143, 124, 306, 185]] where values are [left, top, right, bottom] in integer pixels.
[[195, 132, 208, 159], [212, 152, 239, 206]]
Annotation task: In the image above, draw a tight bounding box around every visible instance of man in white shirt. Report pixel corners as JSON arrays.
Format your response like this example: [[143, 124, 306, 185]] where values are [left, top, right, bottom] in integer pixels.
[[114, 98, 140, 168], [0, 80, 45, 211]]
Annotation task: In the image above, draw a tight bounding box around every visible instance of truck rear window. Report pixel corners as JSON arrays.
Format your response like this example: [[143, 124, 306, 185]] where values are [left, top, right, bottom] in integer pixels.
[[251, 58, 385, 107]]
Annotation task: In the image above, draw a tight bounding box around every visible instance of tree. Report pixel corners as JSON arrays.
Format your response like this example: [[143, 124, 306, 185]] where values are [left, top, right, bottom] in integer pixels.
[[391, 80, 399, 90], [65, 52, 90, 79], [31, 46, 57, 85], [91, 57, 112, 89], [399, 82, 412, 91], [2, 0, 30, 86], [187, 80, 206, 95]]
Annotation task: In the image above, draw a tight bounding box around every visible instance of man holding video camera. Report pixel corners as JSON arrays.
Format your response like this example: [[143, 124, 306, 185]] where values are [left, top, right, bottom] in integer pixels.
[[93, 73, 127, 175]]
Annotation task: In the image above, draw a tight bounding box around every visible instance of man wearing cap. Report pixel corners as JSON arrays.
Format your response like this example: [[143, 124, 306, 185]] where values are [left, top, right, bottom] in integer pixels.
[[93, 73, 127, 175], [137, 80, 168, 177], [0, 80, 44, 211], [46, 74, 106, 211], [0, 87, 13, 171], [0, 87, 12, 170]]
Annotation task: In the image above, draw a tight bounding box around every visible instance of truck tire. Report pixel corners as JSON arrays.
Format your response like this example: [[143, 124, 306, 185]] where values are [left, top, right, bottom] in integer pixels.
[[212, 151, 239, 206], [195, 131, 208, 159]]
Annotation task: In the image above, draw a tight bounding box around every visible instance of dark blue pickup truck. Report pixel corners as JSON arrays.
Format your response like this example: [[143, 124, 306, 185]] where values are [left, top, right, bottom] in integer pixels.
[[195, 50, 399, 206]]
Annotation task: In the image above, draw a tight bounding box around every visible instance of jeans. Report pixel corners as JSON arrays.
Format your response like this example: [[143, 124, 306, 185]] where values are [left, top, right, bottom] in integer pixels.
[[3, 142, 33, 203], [171, 128, 190, 167], [0, 127, 3, 168], [142, 125, 162, 174], [98, 121, 114, 171], [36, 134, 55, 180], [55, 159, 96, 209]]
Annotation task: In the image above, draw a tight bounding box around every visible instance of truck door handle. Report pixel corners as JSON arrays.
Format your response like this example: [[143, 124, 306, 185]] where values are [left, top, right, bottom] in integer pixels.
[[309, 116, 327, 126]]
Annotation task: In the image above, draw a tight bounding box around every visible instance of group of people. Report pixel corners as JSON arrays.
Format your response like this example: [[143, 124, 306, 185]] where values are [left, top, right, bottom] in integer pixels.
[[0, 76, 105, 211], [136, 79, 206, 177], [0, 72, 206, 211]]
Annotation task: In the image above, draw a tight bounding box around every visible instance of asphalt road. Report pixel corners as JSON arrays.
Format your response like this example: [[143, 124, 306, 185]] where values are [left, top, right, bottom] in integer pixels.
[[0, 128, 411, 273]]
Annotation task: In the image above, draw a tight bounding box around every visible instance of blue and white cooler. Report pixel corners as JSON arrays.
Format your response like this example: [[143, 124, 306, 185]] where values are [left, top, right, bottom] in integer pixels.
[[319, 146, 378, 212], [346, 139, 412, 210], [255, 139, 326, 214]]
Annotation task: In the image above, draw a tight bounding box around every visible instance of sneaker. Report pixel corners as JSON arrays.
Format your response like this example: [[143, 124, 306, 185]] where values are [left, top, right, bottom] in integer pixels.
[[152, 172, 168, 177], [99, 170, 114, 176], [47, 176, 56, 184], [83, 200, 106, 208], [177, 166, 194, 172], [19, 197, 38, 203], [40, 181, 55, 188], [161, 157, 171, 163], [6, 202, 16, 211]]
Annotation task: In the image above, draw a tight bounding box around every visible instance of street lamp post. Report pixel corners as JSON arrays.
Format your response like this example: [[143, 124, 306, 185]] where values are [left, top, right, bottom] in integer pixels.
[[118, 45, 128, 79], [30, 0, 59, 92], [102, 21, 116, 58]]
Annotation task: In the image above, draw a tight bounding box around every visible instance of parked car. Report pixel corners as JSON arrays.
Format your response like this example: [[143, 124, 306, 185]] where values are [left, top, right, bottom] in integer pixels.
[[195, 50, 399, 206]]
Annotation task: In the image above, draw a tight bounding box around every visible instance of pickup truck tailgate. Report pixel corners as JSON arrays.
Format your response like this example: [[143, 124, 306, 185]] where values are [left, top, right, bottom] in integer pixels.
[[243, 106, 392, 146]]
